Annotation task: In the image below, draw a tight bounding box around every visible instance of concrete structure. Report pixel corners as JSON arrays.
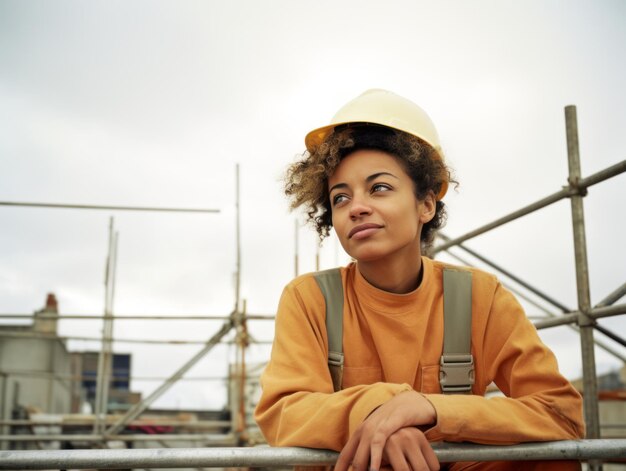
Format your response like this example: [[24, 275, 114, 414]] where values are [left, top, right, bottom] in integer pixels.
[[0, 295, 71, 417], [0, 294, 141, 450]]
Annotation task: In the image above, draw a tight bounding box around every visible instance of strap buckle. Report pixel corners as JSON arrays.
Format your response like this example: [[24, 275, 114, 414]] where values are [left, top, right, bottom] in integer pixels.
[[328, 351, 344, 368], [439, 354, 475, 393], [328, 351, 344, 392]]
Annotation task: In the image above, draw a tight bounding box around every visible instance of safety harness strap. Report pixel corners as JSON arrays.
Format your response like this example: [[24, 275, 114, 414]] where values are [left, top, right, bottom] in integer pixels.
[[315, 267, 474, 394], [313, 268, 344, 392], [441, 268, 475, 393]]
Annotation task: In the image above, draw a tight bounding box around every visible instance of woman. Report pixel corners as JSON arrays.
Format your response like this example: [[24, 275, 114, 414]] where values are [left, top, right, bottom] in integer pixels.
[[255, 89, 584, 471]]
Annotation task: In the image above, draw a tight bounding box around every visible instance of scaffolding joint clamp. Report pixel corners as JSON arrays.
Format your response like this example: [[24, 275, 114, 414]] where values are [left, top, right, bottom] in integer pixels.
[[577, 309, 596, 327], [566, 178, 588, 197]]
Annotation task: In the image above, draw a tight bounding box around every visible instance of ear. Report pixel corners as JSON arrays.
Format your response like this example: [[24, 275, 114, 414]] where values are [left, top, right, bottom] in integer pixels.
[[418, 191, 436, 224]]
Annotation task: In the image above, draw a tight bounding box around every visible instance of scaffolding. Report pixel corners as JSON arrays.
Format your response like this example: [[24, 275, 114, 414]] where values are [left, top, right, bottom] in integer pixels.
[[0, 107, 625, 468]]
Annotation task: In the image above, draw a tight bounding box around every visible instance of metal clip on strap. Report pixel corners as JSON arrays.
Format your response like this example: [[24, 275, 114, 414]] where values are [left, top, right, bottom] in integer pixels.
[[439, 353, 475, 393], [328, 351, 344, 393]]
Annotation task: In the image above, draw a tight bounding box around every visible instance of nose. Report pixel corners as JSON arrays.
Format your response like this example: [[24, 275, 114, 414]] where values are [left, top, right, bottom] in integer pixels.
[[349, 194, 372, 220]]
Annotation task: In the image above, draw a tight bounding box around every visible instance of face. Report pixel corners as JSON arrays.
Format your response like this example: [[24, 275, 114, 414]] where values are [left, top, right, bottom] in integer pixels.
[[328, 149, 435, 264]]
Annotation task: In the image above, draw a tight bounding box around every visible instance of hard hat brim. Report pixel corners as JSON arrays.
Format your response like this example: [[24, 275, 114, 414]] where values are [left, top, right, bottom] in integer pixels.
[[304, 121, 448, 200]]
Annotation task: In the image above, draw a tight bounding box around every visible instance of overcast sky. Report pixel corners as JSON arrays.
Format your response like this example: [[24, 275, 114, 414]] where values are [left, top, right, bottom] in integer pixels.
[[0, 0, 624, 410]]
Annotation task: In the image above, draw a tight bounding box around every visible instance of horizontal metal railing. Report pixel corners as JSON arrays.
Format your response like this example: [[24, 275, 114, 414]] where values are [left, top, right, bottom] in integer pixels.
[[1, 441, 625, 469]]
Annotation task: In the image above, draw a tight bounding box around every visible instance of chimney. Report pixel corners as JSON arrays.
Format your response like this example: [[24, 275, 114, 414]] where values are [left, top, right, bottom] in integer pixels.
[[34, 293, 59, 334]]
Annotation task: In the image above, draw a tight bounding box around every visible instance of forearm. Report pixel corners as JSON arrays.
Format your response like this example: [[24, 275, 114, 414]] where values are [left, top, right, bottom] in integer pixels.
[[255, 377, 411, 450], [423, 388, 584, 444]]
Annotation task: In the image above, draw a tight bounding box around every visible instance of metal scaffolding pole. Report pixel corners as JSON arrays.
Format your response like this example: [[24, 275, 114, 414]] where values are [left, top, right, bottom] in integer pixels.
[[0, 330, 272, 345], [437, 233, 570, 311], [432, 160, 626, 255], [565, 106, 601, 447], [1, 440, 625, 469], [94, 218, 118, 436], [595, 283, 626, 308], [0, 201, 219, 213], [0, 313, 275, 320], [533, 304, 626, 331], [103, 319, 234, 437], [0, 433, 237, 443]]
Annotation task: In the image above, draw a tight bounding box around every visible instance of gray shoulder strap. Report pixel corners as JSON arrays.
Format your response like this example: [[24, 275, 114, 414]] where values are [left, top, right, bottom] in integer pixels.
[[313, 268, 344, 392], [440, 268, 475, 394]]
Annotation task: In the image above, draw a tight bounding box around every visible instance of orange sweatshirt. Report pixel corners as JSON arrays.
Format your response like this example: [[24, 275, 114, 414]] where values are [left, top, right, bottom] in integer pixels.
[[255, 257, 584, 451]]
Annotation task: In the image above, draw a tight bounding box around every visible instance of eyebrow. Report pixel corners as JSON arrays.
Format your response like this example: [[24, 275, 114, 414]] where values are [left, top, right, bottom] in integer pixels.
[[329, 172, 399, 194]]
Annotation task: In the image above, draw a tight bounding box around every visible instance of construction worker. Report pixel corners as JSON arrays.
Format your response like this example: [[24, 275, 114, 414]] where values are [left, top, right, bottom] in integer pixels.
[[255, 89, 585, 470]]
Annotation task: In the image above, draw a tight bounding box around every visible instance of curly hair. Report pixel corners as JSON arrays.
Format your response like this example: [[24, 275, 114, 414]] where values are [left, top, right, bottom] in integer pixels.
[[284, 124, 454, 250]]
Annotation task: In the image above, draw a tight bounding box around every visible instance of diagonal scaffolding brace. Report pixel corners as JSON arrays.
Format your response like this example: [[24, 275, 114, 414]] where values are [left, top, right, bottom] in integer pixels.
[[104, 319, 234, 437]]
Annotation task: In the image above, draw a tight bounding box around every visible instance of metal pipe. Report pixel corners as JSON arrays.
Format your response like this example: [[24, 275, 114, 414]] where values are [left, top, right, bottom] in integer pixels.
[[0, 201, 220, 213], [235, 164, 241, 314], [565, 106, 601, 446], [1, 440, 625, 469], [0, 330, 273, 345], [595, 282, 626, 308], [580, 160, 626, 188], [0, 419, 231, 427], [437, 234, 570, 311], [432, 160, 626, 254], [0, 370, 231, 382], [104, 320, 234, 436], [0, 373, 6, 450], [0, 313, 276, 320], [590, 303, 626, 320], [0, 433, 237, 443], [533, 304, 626, 328], [94, 219, 116, 435]]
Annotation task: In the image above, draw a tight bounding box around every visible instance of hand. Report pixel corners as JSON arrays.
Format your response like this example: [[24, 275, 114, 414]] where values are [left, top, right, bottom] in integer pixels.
[[334, 390, 437, 471], [381, 427, 439, 471]]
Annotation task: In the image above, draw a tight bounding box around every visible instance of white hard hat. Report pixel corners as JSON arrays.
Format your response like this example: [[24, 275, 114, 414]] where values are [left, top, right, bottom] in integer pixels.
[[305, 89, 447, 199]]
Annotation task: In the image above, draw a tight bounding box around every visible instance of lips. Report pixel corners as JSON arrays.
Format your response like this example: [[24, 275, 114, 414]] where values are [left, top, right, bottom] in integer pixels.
[[348, 223, 383, 239]]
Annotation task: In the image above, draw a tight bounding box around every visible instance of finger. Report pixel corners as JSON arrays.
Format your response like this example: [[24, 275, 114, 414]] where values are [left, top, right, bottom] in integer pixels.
[[405, 447, 431, 471], [369, 418, 398, 471], [385, 437, 412, 471], [419, 439, 440, 471], [352, 429, 376, 471], [335, 432, 360, 471]]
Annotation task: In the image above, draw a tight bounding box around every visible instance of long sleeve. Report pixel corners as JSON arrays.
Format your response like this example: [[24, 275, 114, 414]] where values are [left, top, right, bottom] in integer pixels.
[[254, 276, 411, 451], [424, 282, 585, 444]]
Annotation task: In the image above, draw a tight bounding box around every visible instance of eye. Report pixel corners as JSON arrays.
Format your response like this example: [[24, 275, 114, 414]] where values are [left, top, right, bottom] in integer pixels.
[[371, 183, 392, 193], [332, 193, 349, 206]]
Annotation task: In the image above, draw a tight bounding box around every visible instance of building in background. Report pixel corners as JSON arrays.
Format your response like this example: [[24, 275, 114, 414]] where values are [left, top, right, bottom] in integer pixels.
[[0, 294, 140, 449]]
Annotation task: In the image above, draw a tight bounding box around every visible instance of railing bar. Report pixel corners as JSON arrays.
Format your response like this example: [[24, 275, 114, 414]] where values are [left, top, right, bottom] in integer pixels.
[[0, 330, 272, 345], [0, 441, 625, 469], [0, 314, 275, 320], [0, 201, 220, 213], [0, 371, 232, 382], [0, 419, 232, 427], [0, 434, 236, 442]]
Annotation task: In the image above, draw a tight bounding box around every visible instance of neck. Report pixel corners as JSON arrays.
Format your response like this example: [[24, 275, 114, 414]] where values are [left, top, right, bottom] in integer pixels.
[[357, 255, 424, 294]]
